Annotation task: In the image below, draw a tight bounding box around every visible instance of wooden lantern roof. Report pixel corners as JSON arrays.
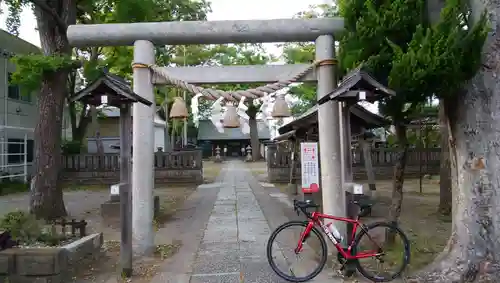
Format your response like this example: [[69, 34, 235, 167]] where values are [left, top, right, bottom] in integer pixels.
[[70, 72, 152, 107], [317, 64, 396, 105], [273, 104, 389, 142]]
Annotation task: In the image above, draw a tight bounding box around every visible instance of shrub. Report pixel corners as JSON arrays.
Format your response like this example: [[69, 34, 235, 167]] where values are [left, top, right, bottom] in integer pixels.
[[0, 211, 42, 244]]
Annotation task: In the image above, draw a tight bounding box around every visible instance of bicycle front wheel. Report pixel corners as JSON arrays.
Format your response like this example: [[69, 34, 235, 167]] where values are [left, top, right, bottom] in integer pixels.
[[266, 221, 327, 282], [352, 221, 411, 282]]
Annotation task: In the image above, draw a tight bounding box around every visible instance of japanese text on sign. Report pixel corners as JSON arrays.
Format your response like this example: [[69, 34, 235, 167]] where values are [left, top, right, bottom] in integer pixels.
[[300, 142, 319, 193]]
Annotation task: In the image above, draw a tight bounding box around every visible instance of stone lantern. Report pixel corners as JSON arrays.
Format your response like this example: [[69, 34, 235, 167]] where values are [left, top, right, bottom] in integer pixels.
[[214, 145, 222, 163], [245, 145, 252, 162]]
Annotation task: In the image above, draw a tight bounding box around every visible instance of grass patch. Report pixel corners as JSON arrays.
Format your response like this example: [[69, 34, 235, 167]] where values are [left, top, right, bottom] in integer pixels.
[[0, 181, 29, 195], [0, 181, 107, 197], [368, 179, 450, 273], [203, 161, 223, 183], [64, 185, 107, 192]]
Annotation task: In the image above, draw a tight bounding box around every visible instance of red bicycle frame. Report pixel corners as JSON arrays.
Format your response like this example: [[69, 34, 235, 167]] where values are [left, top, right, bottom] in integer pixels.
[[295, 211, 382, 260]]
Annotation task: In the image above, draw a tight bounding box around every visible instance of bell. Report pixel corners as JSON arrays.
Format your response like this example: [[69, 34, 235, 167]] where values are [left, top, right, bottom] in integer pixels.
[[272, 94, 291, 118], [169, 97, 189, 119], [223, 103, 240, 128]]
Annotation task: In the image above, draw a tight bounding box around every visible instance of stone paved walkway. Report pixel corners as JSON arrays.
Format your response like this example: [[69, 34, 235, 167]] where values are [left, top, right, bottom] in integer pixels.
[[153, 160, 337, 283]]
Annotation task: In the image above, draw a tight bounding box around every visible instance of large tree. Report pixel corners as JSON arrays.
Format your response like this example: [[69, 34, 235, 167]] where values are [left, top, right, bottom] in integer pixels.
[[1, 0, 211, 219], [3, 0, 77, 219], [410, 0, 500, 280], [341, 0, 492, 280]]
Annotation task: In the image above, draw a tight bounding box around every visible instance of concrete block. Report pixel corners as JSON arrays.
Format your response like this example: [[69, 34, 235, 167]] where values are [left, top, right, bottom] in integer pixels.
[[15, 248, 67, 276], [5, 274, 63, 283], [64, 233, 103, 263], [0, 250, 14, 275], [0, 232, 102, 282]]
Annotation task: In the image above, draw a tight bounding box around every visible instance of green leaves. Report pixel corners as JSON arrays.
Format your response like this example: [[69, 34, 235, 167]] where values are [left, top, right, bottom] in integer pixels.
[[338, 0, 487, 122], [2, 0, 24, 36], [387, 0, 488, 100], [278, 4, 341, 115], [10, 54, 76, 95]]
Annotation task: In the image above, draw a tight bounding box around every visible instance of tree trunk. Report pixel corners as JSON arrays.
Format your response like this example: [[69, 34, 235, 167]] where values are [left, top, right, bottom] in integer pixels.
[[68, 100, 91, 145], [438, 99, 452, 216], [249, 116, 260, 161], [30, 0, 76, 220], [387, 123, 408, 243], [246, 103, 260, 161], [413, 2, 500, 279], [90, 106, 104, 155], [412, 91, 500, 282]]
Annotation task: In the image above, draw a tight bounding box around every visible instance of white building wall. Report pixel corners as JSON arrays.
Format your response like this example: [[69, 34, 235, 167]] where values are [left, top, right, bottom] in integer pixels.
[[0, 30, 41, 180]]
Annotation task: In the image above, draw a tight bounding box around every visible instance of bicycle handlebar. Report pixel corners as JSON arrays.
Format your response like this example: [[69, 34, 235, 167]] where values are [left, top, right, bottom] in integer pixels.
[[293, 199, 319, 218]]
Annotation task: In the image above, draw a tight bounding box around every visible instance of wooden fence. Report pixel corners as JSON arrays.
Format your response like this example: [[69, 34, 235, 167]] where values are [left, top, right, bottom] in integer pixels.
[[61, 150, 203, 185], [267, 146, 441, 183]]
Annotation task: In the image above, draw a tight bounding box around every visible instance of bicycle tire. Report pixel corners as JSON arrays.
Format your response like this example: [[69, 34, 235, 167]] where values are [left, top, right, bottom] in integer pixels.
[[266, 221, 328, 282], [352, 221, 411, 282]]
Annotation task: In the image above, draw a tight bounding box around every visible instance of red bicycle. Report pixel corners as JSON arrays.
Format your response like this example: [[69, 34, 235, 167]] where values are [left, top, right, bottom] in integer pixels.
[[267, 199, 410, 282]]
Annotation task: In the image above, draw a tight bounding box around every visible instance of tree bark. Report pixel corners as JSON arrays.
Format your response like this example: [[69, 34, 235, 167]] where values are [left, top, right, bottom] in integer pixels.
[[249, 116, 260, 161], [68, 99, 91, 144], [90, 106, 104, 155], [438, 99, 452, 216], [246, 103, 260, 161], [30, 0, 76, 220], [412, 1, 500, 279], [387, 123, 408, 243]]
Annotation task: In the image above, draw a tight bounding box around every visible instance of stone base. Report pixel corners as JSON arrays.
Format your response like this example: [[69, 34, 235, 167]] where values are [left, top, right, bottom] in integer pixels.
[[101, 196, 160, 219], [101, 200, 120, 218], [0, 233, 102, 283]]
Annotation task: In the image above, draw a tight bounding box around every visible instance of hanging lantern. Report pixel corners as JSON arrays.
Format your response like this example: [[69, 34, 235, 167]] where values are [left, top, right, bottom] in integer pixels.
[[271, 94, 291, 118], [169, 97, 189, 119], [223, 103, 240, 128]]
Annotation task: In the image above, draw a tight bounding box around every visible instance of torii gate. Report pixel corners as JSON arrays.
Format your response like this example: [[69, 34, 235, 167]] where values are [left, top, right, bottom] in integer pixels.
[[67, 18, 345, 255]]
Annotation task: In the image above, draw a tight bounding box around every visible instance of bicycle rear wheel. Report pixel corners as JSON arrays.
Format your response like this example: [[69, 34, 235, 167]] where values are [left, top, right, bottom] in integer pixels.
[[352, 221, 410, 282], [266, 221, 327, 282]]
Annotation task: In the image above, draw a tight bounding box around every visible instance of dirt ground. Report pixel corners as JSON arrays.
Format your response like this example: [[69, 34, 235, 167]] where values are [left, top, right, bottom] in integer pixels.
[[0, 161, 223, 283], [246, 161, 450, 275], [69, 161, 224, 282]]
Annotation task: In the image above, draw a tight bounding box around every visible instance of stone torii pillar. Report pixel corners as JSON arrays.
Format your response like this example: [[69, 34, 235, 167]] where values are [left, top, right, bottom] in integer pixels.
[[66, 18, 345, 256], [131, 41, 156, 255], [315, 35, 345, 236]]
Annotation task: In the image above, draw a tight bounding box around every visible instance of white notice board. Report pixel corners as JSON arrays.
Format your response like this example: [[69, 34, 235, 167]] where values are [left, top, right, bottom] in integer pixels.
[[300, 142, 320, 193]]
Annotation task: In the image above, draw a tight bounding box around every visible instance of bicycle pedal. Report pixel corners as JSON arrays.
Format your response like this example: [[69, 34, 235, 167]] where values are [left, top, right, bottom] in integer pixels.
[[334, 269, 345, 278], [342, 269, 356, 278]]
